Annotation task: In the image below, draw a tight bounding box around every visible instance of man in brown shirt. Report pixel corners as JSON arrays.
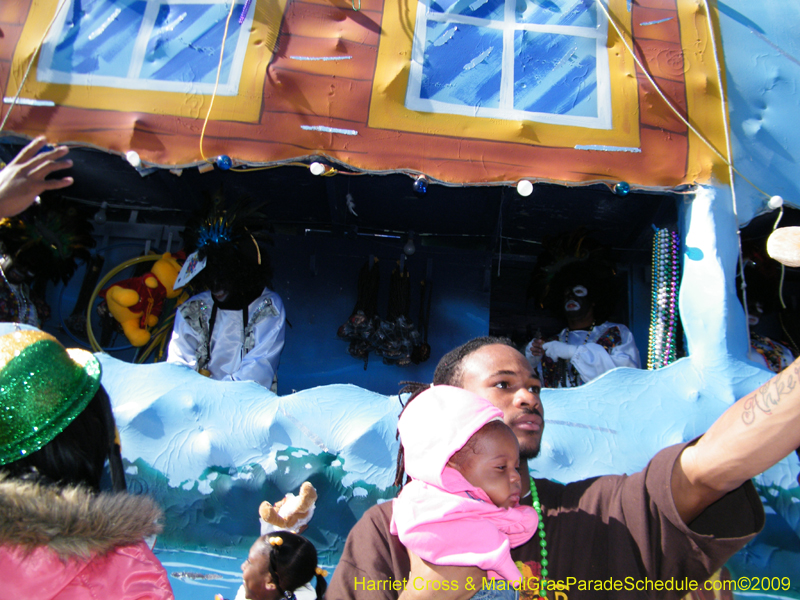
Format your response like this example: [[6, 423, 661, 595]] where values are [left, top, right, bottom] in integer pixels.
[[327, 337, 776, 600]]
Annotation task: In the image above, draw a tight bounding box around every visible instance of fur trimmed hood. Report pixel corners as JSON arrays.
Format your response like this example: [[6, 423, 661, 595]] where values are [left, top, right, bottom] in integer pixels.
[[0, 473, 164, 559]]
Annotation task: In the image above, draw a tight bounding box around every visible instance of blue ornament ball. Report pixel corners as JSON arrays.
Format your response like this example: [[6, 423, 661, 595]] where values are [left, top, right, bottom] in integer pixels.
[[413, 176, 428, 195], [216, 155, 232, 170], [614, 181, 630, 196]]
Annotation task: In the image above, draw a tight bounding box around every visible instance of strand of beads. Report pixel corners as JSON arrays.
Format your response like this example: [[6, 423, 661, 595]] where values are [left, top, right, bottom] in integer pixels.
[[648, 228, 680, 369], [530, 478, 548, 600]]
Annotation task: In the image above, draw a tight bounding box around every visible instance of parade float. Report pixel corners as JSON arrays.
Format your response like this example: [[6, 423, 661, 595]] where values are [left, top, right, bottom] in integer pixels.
[[2, 1, 800, 598]]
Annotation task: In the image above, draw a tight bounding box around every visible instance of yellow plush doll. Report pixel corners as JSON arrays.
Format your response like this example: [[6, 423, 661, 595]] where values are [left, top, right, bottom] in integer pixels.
[[100, 253, 183, 347], [259, 481, 318, 535]]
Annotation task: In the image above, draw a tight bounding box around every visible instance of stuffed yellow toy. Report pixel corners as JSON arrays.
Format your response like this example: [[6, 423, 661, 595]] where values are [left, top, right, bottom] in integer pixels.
[[259, 481, 318, 534], [100, 253, 183, 347]]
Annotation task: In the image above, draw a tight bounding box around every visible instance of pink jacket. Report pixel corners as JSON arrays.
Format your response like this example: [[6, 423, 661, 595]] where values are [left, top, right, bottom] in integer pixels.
[[390, 386, 538, 583], [0, 542, 173, 600], [0, 474, 174, 600]]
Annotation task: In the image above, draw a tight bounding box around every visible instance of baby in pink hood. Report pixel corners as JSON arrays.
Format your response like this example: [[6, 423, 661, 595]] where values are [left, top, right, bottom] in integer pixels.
[[390, 385, 538, 587]]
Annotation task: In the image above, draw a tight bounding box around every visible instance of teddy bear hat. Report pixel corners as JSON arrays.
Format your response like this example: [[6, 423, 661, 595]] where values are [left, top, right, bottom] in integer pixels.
[[0, 326, 101, 465]]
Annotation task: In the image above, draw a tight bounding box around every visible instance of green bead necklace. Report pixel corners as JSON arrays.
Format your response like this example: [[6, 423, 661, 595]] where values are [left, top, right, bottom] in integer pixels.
[[530, 477, 548, 600]]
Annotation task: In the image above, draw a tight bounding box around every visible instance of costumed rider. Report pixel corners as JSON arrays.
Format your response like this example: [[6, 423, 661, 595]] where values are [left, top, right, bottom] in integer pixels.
[[526, 242, 640, 388], [739, 239, 797, 374], [167, 198, 286, 391], [0, 199, 94, 326]]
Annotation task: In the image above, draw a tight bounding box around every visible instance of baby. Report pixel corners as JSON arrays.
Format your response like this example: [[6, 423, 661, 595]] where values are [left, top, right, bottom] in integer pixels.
[[391, 385, 538, 590]]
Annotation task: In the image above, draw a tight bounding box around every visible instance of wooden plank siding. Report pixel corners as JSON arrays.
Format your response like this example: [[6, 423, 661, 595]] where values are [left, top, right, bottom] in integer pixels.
[[0, 0, 703, 188], [0, 2, 29, 102]]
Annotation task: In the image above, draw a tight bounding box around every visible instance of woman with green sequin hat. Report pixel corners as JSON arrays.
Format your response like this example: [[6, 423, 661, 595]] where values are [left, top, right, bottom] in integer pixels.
[[0, 323, 174, 599], [0, 326, 102, 467]]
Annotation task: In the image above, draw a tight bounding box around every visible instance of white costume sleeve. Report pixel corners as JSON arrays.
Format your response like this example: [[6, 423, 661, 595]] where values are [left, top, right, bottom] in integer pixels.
[[571, 323, 641, 384], [226, 292, 286, 386], [166, 302, 201, 369]]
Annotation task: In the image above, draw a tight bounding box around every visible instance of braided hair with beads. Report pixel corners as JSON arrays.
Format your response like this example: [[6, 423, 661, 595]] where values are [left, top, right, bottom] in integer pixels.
[[260, 531, 327, 600]]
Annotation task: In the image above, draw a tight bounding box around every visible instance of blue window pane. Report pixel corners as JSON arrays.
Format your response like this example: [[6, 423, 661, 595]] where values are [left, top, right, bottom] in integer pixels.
[[420, 22, 502, 109], [429, 0, 505, 21], [513, 31, 597, 116], [515, 0, 596, 27], [141, 3, 244, 83], [51, 0, 147, 76]]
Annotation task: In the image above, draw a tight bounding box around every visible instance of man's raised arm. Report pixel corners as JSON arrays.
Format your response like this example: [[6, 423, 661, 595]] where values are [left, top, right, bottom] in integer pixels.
[[673, 356, 800, 523]]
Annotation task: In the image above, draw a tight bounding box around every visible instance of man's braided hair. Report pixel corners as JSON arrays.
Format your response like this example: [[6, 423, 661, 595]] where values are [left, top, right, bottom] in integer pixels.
[[393, 336, 515, 488]]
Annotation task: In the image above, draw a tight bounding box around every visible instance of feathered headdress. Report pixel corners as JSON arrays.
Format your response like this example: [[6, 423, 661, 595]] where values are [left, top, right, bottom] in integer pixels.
[[0, 200, 95, 284], [183, 190, 270, 254], [181, 189, 274, 295], [528, 227, 617, 322]]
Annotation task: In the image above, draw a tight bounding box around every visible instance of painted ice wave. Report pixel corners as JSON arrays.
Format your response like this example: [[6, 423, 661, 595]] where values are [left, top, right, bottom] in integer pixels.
[[99, 354, 800, 599]]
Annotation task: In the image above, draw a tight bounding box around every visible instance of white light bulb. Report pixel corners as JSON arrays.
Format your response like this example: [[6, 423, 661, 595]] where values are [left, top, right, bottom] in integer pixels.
[[517, 180, 533, 197], [768, 195, 784, 210], [126, 150, 141, 168], [310, 162, 326, 176]]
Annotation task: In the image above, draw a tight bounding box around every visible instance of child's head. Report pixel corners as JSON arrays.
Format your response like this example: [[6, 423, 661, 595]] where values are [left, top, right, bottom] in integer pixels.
[[241, 531, 327, 600], [447, 420, 521, 508], [397, 385, 523, 507]]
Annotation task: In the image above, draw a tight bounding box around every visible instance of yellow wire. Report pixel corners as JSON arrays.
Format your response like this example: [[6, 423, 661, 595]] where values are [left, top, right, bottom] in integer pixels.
[[0, 0, 68, 132], [135, 289, 188, 362], [597, 0, 784, 354], [137, 322, 168, 362], [157, 327, 168, 360], [198, 0, 238, 164], [8, 0, 783, 204], [596, 0, 772, 200], [772, 206, 787, 310], [137, 317, 174, 363], [198, 5, 334, 179]]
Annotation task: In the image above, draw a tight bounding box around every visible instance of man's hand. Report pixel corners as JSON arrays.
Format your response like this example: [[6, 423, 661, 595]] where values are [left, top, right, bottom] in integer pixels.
[[528, 339, 545, 357], [398, 550, 484, 600], [0, 137, 73, 217]]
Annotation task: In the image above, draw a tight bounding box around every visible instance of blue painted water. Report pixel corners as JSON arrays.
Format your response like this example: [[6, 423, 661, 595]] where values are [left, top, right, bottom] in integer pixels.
[[155, 545, 332, 599]]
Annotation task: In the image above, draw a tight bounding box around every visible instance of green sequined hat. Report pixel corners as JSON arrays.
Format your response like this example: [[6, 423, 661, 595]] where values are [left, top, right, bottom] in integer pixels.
[[0, 328, 101, 465]]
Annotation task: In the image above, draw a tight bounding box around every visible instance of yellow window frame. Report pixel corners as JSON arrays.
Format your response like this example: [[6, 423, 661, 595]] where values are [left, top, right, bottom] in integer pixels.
[[6, 0, 284, 124], [369, 0, 639, 149]]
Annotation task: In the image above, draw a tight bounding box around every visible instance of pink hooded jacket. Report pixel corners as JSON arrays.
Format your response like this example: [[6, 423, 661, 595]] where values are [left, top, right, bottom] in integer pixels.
[[390, 385, 538, 583], [0, 474, 174, 600]]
